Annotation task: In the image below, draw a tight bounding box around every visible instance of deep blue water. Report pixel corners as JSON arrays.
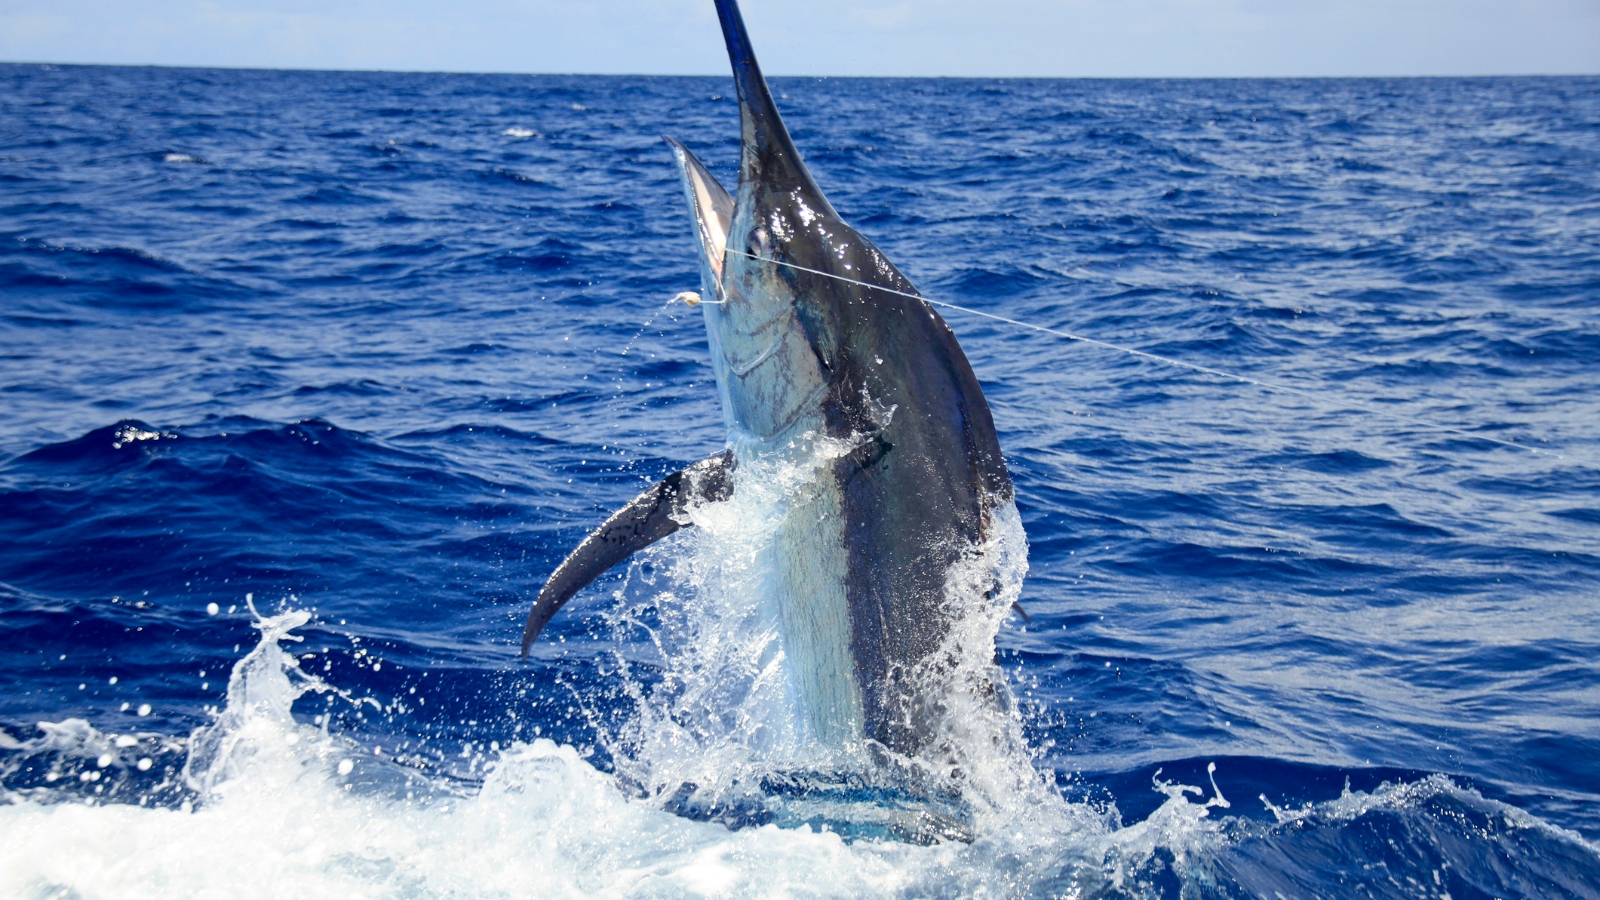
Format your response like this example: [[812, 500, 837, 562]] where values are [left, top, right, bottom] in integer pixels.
[[2, 64, 1599, 897]]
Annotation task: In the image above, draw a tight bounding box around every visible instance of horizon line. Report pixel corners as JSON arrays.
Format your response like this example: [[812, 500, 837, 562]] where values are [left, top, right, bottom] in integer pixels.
[[5, 60, 1598, 81]]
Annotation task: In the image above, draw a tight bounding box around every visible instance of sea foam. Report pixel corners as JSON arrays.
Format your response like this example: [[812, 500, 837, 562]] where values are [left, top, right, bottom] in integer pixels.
[[6, 598, 1594, 898]]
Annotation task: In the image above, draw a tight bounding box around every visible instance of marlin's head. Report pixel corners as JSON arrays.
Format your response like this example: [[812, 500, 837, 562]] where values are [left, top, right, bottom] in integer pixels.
[[667, 1, 974, 455]]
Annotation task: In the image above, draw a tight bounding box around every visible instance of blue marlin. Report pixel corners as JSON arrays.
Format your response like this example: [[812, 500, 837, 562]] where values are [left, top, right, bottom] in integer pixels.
[[522, 0, 1016, 762]]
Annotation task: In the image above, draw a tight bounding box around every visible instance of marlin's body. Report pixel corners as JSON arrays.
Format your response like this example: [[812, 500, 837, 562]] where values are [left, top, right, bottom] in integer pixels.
[[523, 0, 1015, 761]]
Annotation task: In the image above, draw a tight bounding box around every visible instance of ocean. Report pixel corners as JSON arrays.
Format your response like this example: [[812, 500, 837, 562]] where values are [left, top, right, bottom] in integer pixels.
[[2, 63, 1598, 897]]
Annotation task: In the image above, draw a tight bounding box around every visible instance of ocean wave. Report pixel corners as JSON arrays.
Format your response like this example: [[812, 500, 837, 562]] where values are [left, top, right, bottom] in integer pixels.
[[3, 65, 1599, 895]]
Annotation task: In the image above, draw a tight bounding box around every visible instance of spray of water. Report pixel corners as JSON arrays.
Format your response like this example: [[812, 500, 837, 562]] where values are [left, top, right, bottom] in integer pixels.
[[573, 431, 1089, 845], [5, 596, 1588, 897]]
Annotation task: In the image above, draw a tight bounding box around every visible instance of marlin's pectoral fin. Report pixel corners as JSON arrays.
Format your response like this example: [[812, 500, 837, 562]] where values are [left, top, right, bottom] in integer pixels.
[[520, 449, 735, 656]]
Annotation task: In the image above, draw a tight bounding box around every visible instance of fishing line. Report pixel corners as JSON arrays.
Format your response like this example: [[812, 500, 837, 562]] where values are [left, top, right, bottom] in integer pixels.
[[725, 248, 1595, 469]]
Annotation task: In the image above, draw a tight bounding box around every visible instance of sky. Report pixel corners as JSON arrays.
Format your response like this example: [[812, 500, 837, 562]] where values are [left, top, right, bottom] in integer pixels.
[[1, 0, 1597, 78]]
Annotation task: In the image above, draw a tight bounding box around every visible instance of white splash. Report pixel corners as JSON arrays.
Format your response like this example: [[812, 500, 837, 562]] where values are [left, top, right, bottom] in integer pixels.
[[586, 433, 1098, 845], [110, 424, 168, 450], [0, 606, 937, 898], [2, 597, 1558, 898]]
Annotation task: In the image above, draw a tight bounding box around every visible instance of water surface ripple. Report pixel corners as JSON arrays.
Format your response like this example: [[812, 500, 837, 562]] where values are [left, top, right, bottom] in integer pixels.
[[2, 65, 1598, 897]]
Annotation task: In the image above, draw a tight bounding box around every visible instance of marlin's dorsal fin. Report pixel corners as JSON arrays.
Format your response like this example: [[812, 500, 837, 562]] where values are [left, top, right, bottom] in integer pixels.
[[520, 450, 736, 655], [713, 0, 833, 218]]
